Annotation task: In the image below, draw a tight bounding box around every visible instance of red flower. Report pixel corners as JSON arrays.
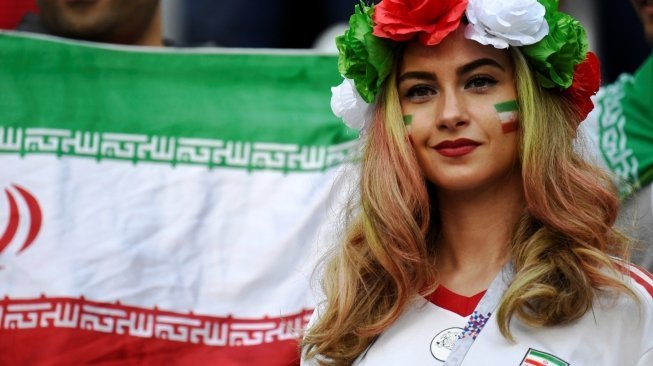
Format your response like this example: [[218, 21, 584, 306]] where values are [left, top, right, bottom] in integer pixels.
[[372, 0, 468, 45], [564, 52, 601, 124]]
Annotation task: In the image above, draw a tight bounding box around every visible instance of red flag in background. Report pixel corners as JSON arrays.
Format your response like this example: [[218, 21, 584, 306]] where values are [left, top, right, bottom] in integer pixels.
[[0, 0, 38, 29]]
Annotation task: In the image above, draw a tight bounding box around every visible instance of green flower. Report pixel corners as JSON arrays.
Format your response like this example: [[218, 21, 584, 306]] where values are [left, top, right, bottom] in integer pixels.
[[521, 10, 588, 89], [336, 2, 394, 103]]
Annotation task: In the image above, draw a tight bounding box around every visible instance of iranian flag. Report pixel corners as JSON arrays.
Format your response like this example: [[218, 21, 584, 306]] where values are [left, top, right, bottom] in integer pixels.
[[521, 348, 570, 366], [0, 31, 356, 365]]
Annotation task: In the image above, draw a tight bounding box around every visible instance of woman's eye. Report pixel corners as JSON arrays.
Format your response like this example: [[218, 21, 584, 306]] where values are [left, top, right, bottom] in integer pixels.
[[405, 85, 436, 101], [465, 76, 497, 90]]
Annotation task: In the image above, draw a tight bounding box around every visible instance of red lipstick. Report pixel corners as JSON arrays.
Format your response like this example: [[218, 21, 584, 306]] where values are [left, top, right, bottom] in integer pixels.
[[434, 138, 480, 157]]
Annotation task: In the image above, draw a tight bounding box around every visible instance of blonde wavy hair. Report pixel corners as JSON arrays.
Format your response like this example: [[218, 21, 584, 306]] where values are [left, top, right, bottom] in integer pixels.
[[301, 48, 634, 366]]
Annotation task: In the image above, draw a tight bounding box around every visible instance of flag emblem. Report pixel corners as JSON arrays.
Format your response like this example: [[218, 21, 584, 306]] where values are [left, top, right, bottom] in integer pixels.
[[520, 348, 569, 366], [494, 100, 519, 133], [0, 184, 42, 256]]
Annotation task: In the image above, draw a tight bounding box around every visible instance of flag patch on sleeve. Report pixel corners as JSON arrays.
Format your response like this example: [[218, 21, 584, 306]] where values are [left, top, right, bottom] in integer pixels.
[[520, 348, 569, 366]]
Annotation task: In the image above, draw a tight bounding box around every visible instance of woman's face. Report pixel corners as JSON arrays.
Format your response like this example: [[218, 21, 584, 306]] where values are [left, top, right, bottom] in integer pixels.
[[398, 27, 520, 194]]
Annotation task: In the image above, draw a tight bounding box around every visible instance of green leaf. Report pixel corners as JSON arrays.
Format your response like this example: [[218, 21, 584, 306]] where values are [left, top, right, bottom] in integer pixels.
[[336, 2, 394, 103], [522, 11, 587, 89]]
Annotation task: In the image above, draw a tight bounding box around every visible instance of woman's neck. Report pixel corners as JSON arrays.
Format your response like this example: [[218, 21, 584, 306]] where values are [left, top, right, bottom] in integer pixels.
[[434, 173, 525, 295]]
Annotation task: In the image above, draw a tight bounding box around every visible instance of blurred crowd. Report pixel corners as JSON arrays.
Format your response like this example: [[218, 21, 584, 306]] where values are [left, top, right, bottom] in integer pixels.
[[0, 0, 648, 83]]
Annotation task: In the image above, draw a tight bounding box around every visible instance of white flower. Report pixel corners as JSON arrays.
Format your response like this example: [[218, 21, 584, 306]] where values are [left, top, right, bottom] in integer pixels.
[[465, 0, 549, 49], [330, 78, 374, 131]]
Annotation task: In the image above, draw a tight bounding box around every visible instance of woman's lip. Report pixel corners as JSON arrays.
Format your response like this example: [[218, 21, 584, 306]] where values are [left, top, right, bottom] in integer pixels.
[[435, 145, 478, 157], [434, 138, 480, 157], [434, 138, 480, 149]]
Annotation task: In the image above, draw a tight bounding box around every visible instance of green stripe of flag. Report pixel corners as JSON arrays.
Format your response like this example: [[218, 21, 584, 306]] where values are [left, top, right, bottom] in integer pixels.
[[494, 100, 519, 113], [0, 32, 356, 148], [528, 349, 569, 366]]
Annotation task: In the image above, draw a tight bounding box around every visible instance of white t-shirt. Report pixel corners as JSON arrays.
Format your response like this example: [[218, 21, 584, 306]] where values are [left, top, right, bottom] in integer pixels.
[[354, 286, 485, 365], [302, 263, 653, 366]]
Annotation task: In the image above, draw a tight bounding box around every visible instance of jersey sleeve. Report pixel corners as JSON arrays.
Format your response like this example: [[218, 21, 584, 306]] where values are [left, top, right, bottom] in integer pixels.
[[624, 263, 653, 361]]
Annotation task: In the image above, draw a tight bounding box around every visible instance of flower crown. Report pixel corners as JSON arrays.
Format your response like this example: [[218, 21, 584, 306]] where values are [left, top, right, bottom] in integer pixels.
[[331, 0, 600, 131]]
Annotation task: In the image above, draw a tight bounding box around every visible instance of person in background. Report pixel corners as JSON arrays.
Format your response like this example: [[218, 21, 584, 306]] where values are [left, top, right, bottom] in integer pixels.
[[182, 0, 358, 48], [581, 0, 653, 270], [631, 0, 653, 47], [302, 0, 653, 365], [17, 0, 163, 46]]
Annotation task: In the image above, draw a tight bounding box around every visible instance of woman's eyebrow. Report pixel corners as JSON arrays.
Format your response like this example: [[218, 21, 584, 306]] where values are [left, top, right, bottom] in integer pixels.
[[398, 58, 505, 85], [457, 58, 505, 75], [397, 71, 437, 85]]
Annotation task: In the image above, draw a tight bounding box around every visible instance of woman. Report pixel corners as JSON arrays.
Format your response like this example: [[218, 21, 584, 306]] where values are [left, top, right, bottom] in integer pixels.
[[302, 0, 653, 365]]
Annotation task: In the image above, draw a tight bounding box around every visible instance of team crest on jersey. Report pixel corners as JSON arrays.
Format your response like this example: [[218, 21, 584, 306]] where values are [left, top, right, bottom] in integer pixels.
[[520, 348, 569, 366], [430, 327, 463, 361]]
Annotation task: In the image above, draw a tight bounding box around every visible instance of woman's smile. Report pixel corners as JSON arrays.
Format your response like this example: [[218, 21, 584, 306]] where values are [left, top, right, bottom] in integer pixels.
[[434, 138, 481, 157]]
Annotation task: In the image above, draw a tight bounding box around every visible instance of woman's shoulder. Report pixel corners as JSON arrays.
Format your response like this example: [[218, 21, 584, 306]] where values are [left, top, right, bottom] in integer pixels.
[[612, 261, 653, 302], [592, 262, 653, 363], [477, 262, 653, 365], [593, 261, 653, 340]]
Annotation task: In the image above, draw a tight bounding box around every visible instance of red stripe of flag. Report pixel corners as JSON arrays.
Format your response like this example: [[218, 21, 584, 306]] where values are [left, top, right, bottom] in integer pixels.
[[523, 359, 546, 366], [501, 121, 519, 133]]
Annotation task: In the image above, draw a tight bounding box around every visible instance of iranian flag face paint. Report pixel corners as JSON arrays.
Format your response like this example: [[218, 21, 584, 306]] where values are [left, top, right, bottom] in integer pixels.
[[404, 115, 414, 144], [404, 115, 413, 144], [494, 100, 519, 133]]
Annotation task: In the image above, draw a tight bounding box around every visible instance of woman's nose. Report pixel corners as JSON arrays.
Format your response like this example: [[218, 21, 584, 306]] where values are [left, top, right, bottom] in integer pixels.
[[436, 91, 470, 130]]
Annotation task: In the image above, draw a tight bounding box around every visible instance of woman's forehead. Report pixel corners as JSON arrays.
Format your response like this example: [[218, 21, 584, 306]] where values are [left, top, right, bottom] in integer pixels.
[[400, 28, 513, 72]]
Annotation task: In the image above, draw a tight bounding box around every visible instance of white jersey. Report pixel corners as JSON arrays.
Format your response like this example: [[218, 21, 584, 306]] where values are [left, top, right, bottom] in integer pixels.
[[302, 263, 653, 366], [353, 287, 483, 365]]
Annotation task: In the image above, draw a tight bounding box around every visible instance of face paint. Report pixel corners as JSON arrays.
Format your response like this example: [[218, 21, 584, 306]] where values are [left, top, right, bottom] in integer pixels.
[[404, 115, 413, 144], [494, 100, 519, 133]]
